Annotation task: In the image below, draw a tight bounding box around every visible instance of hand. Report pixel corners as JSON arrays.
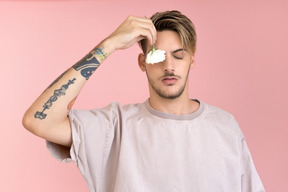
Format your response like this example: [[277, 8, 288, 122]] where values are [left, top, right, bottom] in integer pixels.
[[104, 15, 157, 52]]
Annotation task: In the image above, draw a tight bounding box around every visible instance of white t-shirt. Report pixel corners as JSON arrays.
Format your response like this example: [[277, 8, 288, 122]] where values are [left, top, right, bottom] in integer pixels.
[[47, 100, 265, 192]]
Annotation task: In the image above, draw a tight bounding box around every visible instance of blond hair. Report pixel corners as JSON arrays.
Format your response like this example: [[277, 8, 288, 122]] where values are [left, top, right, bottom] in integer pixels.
[[140, 10, 197, 54]]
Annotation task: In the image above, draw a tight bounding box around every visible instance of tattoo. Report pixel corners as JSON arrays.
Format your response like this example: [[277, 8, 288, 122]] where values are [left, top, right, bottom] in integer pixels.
[[35, 78, 76, 120], [73, 47, 107, 80], [92, 46, 108, 61], [67, 96, 78, 110], [43, 70, 68, 93]]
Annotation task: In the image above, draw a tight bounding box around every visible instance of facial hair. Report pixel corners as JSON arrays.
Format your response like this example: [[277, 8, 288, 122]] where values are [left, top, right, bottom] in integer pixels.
[[146, 67, 191, 100]]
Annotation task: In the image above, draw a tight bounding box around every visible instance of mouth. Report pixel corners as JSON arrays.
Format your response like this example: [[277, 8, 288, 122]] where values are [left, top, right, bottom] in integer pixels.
[[161, 76, 179, 85]]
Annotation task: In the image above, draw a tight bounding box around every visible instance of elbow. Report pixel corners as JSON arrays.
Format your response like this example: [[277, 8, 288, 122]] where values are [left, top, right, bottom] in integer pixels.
[[22, 111, 38, 134]]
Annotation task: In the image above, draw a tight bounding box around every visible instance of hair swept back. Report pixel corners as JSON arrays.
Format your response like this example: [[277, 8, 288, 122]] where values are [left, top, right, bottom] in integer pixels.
[[139, 10, 197, 55]]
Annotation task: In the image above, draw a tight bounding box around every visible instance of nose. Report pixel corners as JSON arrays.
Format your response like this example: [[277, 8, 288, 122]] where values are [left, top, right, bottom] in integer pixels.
[[163, 54, 175, 73]]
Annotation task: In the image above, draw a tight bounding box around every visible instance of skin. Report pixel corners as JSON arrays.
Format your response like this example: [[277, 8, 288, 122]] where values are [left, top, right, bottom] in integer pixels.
[[138, 30, 199, 115], [22, 15, 198, 148], [22, 16, 157, 147]]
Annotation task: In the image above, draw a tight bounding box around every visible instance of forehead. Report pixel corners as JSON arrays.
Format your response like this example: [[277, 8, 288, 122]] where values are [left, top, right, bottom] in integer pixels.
[[155, 30, 182, 49]]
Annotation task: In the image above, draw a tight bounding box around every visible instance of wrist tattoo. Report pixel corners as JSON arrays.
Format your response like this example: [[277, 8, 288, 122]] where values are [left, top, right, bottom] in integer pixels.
[[73, 47, 107, 80], [92, 46, 108, 61], [34, 78, 76, 120]]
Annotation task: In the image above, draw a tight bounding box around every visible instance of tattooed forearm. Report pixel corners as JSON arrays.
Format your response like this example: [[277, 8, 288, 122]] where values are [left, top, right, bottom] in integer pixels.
[[92, 46, 108, 61], [42, 70, 69, 94], [35, 78, 76, 120], [73, 47, 107, 80]]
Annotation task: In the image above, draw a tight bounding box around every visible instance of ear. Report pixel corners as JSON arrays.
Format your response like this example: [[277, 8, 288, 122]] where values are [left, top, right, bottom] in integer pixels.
[[190, 54, 196, 69], [138, 53, 146, 72]]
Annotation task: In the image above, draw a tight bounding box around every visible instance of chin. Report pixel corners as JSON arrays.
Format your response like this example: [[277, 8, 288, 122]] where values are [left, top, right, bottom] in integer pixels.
[[156, 87, 185, 100]]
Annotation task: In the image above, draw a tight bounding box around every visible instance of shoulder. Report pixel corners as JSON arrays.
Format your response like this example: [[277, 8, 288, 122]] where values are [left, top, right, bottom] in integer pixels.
[[201, 101, 243, 137], [203, 102, 235, 122], [69, 102, 144, 121]]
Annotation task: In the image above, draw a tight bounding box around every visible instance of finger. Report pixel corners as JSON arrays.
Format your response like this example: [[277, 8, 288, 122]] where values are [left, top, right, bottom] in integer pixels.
[[132, 15, 153, 24], [144, 21, 157, 44], [136, 28, 154, 47], [133, 20, 157, 45], [132, 22, 156, 43], [143, 17, 157, 43], [127, 16, 157, 44]]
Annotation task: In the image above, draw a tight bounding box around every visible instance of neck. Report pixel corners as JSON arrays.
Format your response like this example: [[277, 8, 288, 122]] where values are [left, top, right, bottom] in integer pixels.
[[148, 92, 199, 115]]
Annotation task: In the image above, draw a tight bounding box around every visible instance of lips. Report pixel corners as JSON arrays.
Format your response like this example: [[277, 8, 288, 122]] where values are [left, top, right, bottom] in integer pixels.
[[162, 76, 178, 85]]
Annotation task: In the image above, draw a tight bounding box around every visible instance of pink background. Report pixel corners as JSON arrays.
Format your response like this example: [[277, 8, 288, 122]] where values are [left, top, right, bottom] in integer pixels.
[[1, 0, 287, 191]]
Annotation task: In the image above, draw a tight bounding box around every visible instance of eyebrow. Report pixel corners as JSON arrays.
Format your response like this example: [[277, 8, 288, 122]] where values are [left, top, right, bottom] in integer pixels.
[[172, 49, 186, 53]]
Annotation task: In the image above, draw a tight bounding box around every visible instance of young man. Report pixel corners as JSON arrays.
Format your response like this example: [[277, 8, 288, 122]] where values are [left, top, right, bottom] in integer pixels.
[[23, 11, 265, 191]]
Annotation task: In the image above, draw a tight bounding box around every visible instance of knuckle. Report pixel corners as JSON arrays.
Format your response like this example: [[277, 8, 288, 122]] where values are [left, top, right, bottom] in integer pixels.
[[130, 20, 136, 25], [127, 15, 134, 20]]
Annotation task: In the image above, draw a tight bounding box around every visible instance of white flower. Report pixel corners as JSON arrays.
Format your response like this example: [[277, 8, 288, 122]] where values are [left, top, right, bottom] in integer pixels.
[[146, 49, 166, 64]]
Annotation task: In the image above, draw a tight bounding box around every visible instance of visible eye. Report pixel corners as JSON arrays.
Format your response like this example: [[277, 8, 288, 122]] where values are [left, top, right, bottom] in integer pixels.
[[173, 51, 184, 59]]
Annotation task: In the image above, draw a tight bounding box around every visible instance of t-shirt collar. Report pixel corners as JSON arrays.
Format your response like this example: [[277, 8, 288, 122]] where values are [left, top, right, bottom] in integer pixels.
[[144, 99, 205, 120]]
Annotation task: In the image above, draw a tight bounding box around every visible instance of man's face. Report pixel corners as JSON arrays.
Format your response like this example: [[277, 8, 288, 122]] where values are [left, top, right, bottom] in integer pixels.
[[139, 30, 195, 100]]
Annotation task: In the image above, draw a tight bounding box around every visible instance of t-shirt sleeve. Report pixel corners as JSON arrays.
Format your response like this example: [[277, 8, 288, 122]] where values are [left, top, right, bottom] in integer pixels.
[[46, 103, 120, 190], [46, 140, 73, 163], [240, 138, 265, 192]]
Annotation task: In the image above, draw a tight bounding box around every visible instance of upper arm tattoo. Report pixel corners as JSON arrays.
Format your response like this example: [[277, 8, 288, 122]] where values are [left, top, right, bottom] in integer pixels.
[[73, 47, 107, 80]]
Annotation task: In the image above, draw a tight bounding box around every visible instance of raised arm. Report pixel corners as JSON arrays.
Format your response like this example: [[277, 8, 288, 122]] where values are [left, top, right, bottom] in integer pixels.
[[22, 16, 156, 147]]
